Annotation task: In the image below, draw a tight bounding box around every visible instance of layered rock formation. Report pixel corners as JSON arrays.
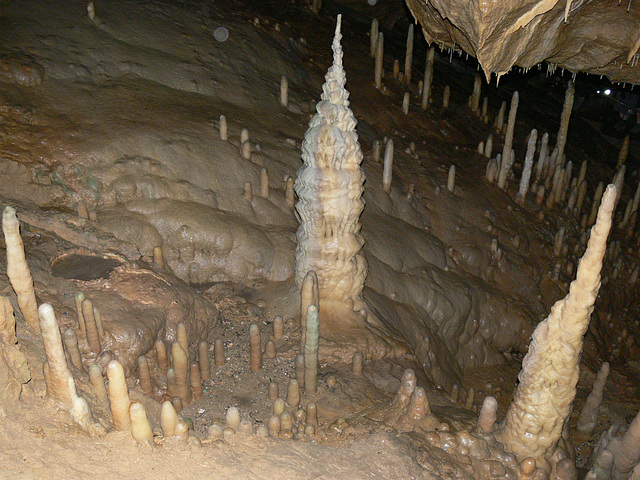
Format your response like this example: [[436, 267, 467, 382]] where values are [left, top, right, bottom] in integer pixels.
[[405, 0, 640, 84]]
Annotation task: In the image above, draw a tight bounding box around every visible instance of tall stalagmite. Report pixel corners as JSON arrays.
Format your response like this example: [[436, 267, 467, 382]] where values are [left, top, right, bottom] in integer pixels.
[[294, 15, 366, 311], [498, 184, 617, 469]]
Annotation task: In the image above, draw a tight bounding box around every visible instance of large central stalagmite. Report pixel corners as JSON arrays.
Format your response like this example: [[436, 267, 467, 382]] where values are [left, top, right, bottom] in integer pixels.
[[294, 15, 366, 311], [497, 184, 617, 469]]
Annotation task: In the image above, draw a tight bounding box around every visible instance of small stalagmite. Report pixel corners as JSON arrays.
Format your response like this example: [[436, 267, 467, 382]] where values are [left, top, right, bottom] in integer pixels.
[[304, 305, 319, 395], [477, 396, 498, 433], [153, 246, 165, 268], [82, 298, 100, 355], [268, 414, 281, 436], [166, 368, 177, 398], [576, 362, 609, 435], [89, 364, 108, 404], [421, 47, 435, 110], [287, 379, 301, 409], [447, 165, 456, 193], [307, 402, 318, 426], [161, 400, 179, 437], [374, 32, 384, 89], [250, 323, 262, 371], [402, 92, 410, 114], [383, 139, 394, 193], [244, 182, 253, 203], [408, 386, 429, 419], [372, 140, 381, 162], [177, 322, 189, 362], [241, 139, 251, 159], [156, 339, 168, 375], [2, 207, 39, 332], [404, 24, 414, 84], [129, 402, 153, 446], [214, 338, 225, 367], [172, 341, 191, 406], [40, 303, 94, 430], [498, 91, 519, 189], [369, 19, 378, 57], [219, 115, 228, 141], [190, 362, 203, 400], [443, 85, 450, 108], [484, 135, 493, 159], [497, 185, 617, 468], [75, 292, 86, 337], [516, 129, 538, 205], [555, 81, 575, 163], [273, 315, 284, 340], [268, 382, 279, 401], [137, 356, 153, 397], [240, 127, 249, 145], [226, 406, 241, 431], [260, 168, 270, 198], [285, 176, 295, 208], [535, 133, 549, 183], [199, 341, 211, 381], [107, 359, 131, 431], [280, 75, 288, 107], [264, 339, 277, 359], [300, 270, 319, 350], [63, 328, 83, 371]]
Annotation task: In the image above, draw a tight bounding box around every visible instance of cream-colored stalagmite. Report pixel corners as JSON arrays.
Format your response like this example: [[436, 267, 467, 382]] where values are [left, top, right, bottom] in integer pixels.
[[280, 75, 288, 108], [40, 303, 95, 431], [421, 47, 435, 110], [129, 402, 153, 446], [447, 165, 456, 193], [443, 85, 450, 108], [3, 207, 39, 332], [404, 24, 414, 84], [497, 184, 617, 469], [383, 139, 394, 193], [555, 81, 574, 163], [369, 19, 378, 57], [484, 134, 493, 158], [402, 92, 410, 114], [498, 91, 519, 189], [517, 129, 537, 205], [107, 359, 131, 431], [219, 115, 228, 141], [374, 32, 384, 89], [294, 15, 367, 313]]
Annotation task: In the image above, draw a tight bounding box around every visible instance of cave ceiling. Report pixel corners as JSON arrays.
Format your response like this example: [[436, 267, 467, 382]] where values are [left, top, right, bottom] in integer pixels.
[[404, 0, 640, 85]]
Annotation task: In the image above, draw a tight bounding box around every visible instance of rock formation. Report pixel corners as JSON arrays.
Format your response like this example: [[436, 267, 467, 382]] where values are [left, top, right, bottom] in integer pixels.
[[405, 0, 640, 84], [497, 184, 617, 470], [294, 15, 367, 312]]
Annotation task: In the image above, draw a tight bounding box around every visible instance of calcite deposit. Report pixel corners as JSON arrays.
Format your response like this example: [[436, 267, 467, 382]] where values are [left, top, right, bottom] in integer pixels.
[[0, 0, 639, 478]]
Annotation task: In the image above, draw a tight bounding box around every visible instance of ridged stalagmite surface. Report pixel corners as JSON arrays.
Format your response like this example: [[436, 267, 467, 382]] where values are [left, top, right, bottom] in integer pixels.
[[40, 303, 94, 431], [294, 15, 366, 310], [3, 207, 39, 332], [498, 184, 617, 467]]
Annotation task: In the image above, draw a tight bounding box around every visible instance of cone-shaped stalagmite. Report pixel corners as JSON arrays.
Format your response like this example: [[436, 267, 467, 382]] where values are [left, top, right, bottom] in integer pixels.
[[294, 16, 366, 311], [421, 47, 435, 110], [556, 81, 575, 163], [3, 207, 39, 331], [498, 91, 519, 189], [107, 359, 131, 431], [498, 185, 617, 469], [40, 303, 94, 431]]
